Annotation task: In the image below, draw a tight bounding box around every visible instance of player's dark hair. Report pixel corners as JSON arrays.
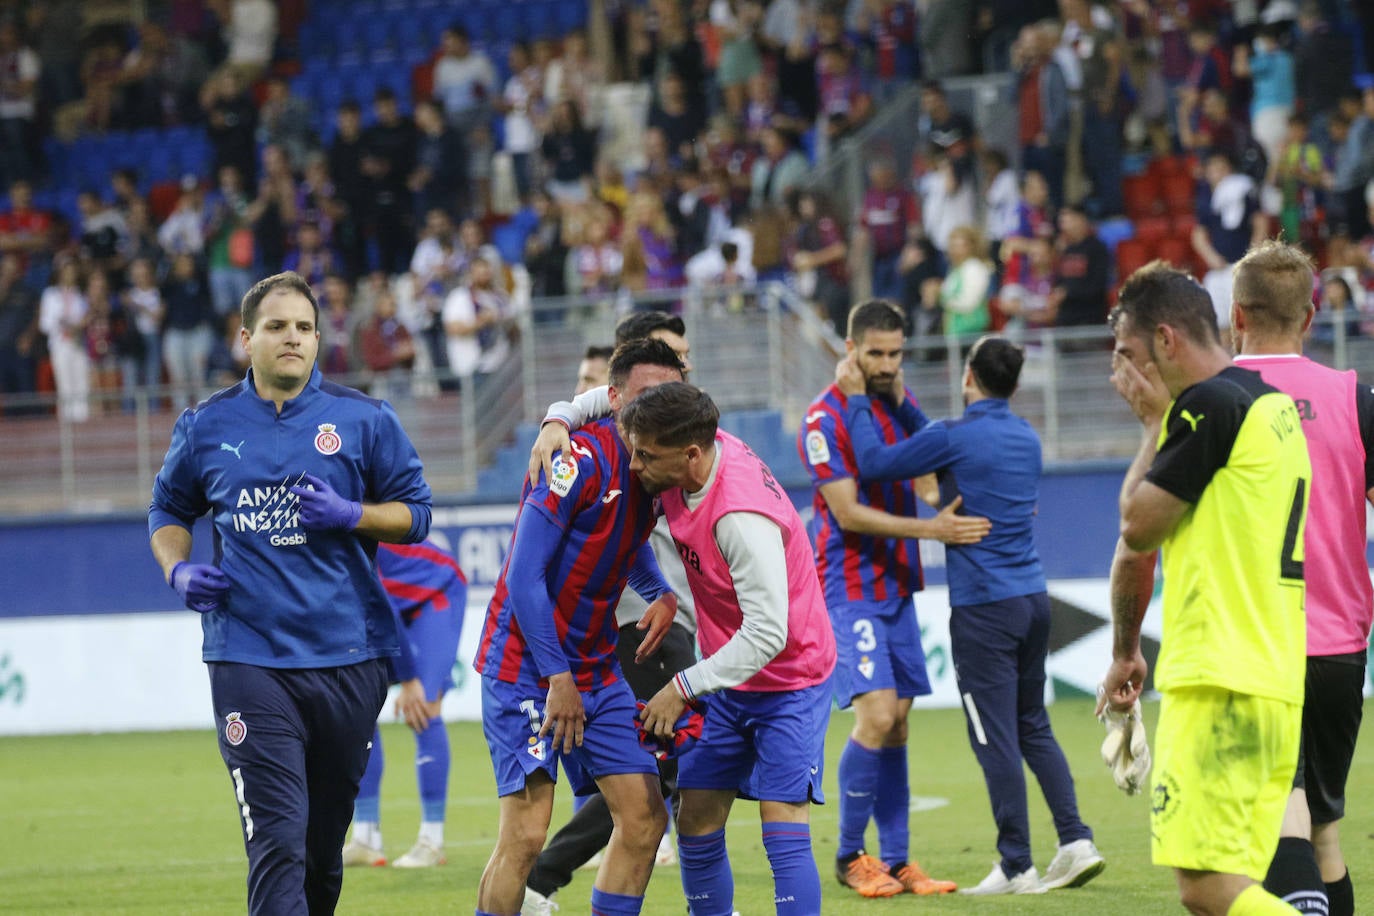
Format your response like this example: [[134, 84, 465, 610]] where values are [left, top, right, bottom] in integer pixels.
[[1110, 260, 1219, 349], [584, 344, 615, 362], [847, 299, 907, 341], [614, 310, 686, 346], [967, 335, 1024, 399], [621, 381, 719, 449], [242, 271, 320, 331], [607, 337, 684, 389]]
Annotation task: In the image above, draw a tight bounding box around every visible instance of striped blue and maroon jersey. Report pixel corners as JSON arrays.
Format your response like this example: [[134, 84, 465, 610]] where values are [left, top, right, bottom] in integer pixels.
[[474, 417, 659, 690], [798, 383, 927, 605], [377, 538, 468, 625]]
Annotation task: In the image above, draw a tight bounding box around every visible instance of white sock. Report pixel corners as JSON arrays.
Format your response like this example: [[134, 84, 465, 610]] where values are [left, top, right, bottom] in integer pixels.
[[353, 822, 381, 849], [419, 821, 444, 846]]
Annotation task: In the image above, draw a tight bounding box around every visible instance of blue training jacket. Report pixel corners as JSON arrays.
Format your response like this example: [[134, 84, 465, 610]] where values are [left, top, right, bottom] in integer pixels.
[[846, 395, 1045, 607], [149, 367, 432, 668]]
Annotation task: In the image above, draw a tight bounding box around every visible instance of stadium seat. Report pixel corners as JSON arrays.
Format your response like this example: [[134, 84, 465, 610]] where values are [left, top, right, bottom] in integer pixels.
[[1156, 237, 1192, 272], [148, 180, 182, 223], [1115, 238, 1152, 282], [1122, 173, 1159, 219], [557, 1, 589, 33], [1133, 215, 1170, 248], [1094, 217, 1134, 258], [1162, 173, 1198, 216], [1171, 213, 1196, 240]]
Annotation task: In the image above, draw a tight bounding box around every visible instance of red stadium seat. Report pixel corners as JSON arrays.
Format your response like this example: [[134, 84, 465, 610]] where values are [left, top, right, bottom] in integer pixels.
[[1156, 237, 1192, 271], [148, 180, 182, 223], [1134, 215, 1171, 248], [1162, 173, 1198, 217], [1171, 213, 1196, 240], [1123, 174, 1161, 219], [1115, 238, 1152, 282]]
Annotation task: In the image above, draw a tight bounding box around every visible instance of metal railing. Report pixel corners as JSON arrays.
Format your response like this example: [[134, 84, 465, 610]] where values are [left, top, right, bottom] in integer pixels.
[[3, 294, 1372, 517]]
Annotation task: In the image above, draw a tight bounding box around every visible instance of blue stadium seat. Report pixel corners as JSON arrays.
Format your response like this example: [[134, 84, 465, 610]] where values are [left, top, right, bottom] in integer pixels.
[[1095, 217, 1135, 259], [557, 1, 589, 33]]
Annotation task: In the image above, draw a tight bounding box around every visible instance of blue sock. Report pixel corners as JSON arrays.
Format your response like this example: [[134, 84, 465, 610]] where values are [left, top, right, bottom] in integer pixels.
[[475, 911, 501, 916], [679, 828, 733, 916], [354, 726, 383, 823], [589, 887, 644, 915], [837, 738, 881, 857], [876, 745, 910, 866], [763, 822, 822, 914], [415, 716, 449, 823]]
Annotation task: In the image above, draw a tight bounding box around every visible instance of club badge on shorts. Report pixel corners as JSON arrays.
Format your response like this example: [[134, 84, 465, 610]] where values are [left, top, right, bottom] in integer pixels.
[[526, 735, 548, 761], [225, 712, 248, 746], [314, 423, 341, 455]]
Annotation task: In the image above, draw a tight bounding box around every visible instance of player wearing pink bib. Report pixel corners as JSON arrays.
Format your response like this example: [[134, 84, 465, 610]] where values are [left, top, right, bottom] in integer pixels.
[[1231, 242, 1373, 916], [627, 382, 838, 916]]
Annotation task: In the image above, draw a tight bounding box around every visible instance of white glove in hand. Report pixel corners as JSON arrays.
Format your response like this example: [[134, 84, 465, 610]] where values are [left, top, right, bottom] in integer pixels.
[[1098, 693, 1151, 796]]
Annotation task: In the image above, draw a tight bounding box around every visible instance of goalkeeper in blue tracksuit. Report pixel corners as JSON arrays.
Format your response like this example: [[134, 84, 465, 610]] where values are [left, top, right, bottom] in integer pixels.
[[148, 272, 432, 916]]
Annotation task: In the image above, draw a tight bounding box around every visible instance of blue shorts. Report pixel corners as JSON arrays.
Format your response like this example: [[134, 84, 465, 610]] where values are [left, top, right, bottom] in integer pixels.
[[829, 596, 931, 709], [480, 675, 659, 798], [678, 680, 831, 804], [404, 603, 464, 701]]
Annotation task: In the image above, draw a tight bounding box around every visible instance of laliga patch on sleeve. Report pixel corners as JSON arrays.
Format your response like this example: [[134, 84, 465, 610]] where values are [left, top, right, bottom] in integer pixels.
[[805, 429, 831, 466], [549, 454, 579, 497]]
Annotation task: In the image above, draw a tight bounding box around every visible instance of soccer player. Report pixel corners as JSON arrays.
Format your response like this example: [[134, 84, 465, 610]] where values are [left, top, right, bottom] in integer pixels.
[[341, 531, 468, 869], [799, 299, 983, 897], [626, 382, 839, 916], [522, 318, 699, 915], [1229, 241, 1371, 916], [1103, 262, 1311, 916], [148, 271, 433, 915], [575, 345, 614, 395], [838, 335, 1104, 895], [473, 339, 686, 916]]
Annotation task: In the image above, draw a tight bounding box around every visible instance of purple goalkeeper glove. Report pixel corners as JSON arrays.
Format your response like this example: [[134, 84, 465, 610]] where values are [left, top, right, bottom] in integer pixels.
[[291, 473, 363, 531], [169, 561, 230, 613]]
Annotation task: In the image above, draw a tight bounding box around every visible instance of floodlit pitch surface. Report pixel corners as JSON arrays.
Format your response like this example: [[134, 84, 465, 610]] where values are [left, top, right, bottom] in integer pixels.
[[1, 699, 1370, 914]]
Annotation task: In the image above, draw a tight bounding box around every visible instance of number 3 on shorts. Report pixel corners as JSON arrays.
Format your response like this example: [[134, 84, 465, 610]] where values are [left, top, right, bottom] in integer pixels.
[[519, 698, 543, 734], [852, 619, 877, 652]]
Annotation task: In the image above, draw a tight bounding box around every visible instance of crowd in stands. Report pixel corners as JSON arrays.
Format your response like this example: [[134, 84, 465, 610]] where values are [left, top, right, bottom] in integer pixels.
[[2, 0, 1374, 422]]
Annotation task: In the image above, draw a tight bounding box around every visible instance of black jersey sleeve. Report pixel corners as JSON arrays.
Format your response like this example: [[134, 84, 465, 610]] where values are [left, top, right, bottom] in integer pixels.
[[1145, 378, 1247, 504]]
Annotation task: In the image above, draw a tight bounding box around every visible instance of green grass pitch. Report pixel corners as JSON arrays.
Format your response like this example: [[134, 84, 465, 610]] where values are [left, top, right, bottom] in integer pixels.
[[2, 698, 1370, 914]]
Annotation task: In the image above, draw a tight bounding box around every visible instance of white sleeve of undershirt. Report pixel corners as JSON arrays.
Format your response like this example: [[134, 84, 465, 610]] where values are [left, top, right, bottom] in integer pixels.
[[672, 512, 789, 699], [543, 385, 611, 429]]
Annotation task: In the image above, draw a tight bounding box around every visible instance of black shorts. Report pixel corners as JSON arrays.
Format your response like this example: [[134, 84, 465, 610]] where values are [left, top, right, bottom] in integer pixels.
[[615, 620, 697, 701], [1293, 651, 1366, 824]]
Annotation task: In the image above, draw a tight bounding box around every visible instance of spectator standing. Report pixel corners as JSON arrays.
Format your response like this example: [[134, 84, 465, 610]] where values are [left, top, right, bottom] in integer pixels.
[[1048, 204, 1110, 331], [817, 44, 873, 156], [119, 257, 165, 407], [998, 235, 1059, 333], [859, 158, 920, 304], [569, 213, 623, 303], [118, 21, 209, 129], [523, 189, 568, 299], [1012, 23, 1070, 210], [938, 225, 993, 339], [255, 75, 317, 173], [712, 0, 764, 118], [442, 255, 510, 386], [204, 164, 256, 320], [1234, 25, 1295, 170], [220, 0, 277, 84], [38, 259, 90, 422], [0, 20, 40, 186], [919, 155, 978, 260], [649, 71, 705, 161], [789, 190, 850, 336], [0, 179, 53, 270], [920, 0, 975, 78], [282, 222, 339, 291], [624, 191, 682, 293], [0, 252, 39, 413], [26, 0, 83, 111], [327, 102, 369, 279], [1271, 113, 1324, 248], [158, 176, 208, 262], [76, 191, 131, 279], [410, 98, 469, 224], [161, 251, 214, 408], [358, 285, 415, 399], [541, 100, 597, 203], [201, 69, 258, 190], [983, 149, 1021, 254], [1293, 2, 1351, 128], [361, 89, 417, 276], [544, 29, 604, 125], [317, 273, 356, 378], [1064, 0, 1127, 217], [749, 126, 809, 211], [244, 144, 297, 276], [84, 270, 121, 411], [433, 25, 496, 136], [1328, 87, 1374, 240], [1192, 151, 1264, 330], [500, 43, 544, 203]]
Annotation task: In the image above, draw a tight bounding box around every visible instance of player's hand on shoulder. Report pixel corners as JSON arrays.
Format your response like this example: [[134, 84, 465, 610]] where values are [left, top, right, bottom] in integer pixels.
[[528, 421, 572, 485], [540, 672, 586, 754], [930, 496, 991, 544], [169, 561, 230, 613], [835, 354, 866, 397]]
